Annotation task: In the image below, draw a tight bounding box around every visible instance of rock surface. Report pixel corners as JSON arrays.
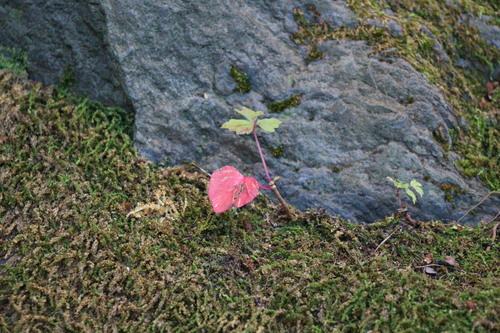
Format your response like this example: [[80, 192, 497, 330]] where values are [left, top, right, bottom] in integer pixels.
[[1, 0, 497, 223], [0, 0, 131, 109]]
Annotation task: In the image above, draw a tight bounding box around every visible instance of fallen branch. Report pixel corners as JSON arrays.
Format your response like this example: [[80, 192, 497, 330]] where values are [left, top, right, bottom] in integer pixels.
[[457, 191, 499, 224], [486, 221, 499, 251]]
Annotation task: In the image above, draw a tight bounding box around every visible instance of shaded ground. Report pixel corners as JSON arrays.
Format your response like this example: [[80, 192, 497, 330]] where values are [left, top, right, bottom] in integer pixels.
[[0, 69, 498, 331]]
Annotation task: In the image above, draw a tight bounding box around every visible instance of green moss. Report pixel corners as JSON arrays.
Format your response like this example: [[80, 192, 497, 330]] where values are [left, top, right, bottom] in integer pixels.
[[305, 44, 325, 63], [440, 183, 468, 203], [267, 94, 302, 113], [268, 144, 285, 158], [290, 6, 327, 62], [1, 20, 499, 330], [0, 46, 28, 75], [230, 64, 252, 94], [58, 64, 75, 91]]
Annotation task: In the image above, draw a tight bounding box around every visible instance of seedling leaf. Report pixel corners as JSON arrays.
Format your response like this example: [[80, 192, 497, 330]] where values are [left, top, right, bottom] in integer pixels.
[[221, 119, 254, 135], [405, 188, 417, 203], [410, 180, 424, 197], [387, 177, 405, 189], [257, 118, 282, 132], [235, 107, 264, 123]]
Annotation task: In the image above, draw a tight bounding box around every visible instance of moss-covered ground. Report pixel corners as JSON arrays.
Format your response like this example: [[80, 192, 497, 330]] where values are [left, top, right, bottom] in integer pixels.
[[1, 1, 499, 330], [0, 67, 499, 331]]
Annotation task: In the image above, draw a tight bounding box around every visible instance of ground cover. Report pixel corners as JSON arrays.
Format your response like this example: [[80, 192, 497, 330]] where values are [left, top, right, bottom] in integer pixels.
[[0, 68, 498, 332]]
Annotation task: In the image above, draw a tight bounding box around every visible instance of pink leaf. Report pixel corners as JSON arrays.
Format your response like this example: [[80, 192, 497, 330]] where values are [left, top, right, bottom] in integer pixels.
[[233, 177, 259, 208], [208, 166, 260, 213]]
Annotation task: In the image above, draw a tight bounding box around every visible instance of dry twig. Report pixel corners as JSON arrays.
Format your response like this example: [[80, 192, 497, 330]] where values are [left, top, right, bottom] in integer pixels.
[[457, 191, 499, 223], [486, 221, 499, 251], [374, 229, 397, 253]]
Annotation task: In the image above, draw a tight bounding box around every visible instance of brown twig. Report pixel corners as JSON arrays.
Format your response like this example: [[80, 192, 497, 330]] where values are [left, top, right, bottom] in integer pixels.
[[373, 229, 397, 253], [486, 211, 500, 225], [457, 191, 499, 223], [414, 264, 443, 269], [486, 221, 499, 251], [190, 163, 211, 177], [269, 180, 294, 219]]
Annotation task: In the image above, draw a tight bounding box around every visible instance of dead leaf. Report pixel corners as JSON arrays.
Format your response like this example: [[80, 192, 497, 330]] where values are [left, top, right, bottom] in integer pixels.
[[438, 256, 458, 267], [424, 266, 437, 275], [424, 253, 434, 264], [486, 81, 499, 100], [479, 99, 489, 109], [466, 301, 477, 310]]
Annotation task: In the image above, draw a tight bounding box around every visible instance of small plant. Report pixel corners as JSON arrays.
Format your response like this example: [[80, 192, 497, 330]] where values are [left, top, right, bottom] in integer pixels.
[[208, 107, 294, 218], [387, 177, 424, 208], [0, 46, 28, 75]]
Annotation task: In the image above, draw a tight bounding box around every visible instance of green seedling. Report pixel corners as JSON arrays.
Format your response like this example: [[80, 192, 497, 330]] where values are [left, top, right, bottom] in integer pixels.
[[208, 107, 294, 218], [387, 177, 424, 208]]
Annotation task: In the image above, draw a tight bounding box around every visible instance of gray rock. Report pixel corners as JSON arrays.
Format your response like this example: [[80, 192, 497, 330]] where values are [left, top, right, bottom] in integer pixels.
[[0, 0, 132, 109], [468, 15, 500, 79], [1, 0, 497, 224], [365, 18, 403, 37], [469, 15, 500, 51], [387, 20, 404, 37], [421, 25, 450, 63]]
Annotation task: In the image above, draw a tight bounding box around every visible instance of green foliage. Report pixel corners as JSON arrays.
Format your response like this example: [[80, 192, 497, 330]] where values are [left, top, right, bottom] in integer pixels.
[[0, 47, 28, 75], [221, 107, 282, 134], [387, 177, 424, 204], [230, 64, 252, 93], [0, 69, 498, 332], [267, 94, 302, 113]]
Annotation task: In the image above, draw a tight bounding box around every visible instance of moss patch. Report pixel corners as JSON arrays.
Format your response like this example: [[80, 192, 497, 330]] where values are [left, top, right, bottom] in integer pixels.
[[0, 47, 28, 75], [0, 69, 498, 331], [290, 0, 500, 190], [230, 64, 252, 94], [267, 94, 302, 113], [440, 183, 468, 203], [268, 144, 285, 158]]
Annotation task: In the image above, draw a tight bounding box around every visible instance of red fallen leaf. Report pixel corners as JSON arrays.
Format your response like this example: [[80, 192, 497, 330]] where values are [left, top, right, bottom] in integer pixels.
[[466, 301, 477, 310], [208, 166, 259, 213]]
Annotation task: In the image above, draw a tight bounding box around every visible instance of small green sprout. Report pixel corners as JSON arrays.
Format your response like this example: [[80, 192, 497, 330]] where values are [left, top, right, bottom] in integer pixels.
[[221, 107, 282, 134], [387, 177, 424, 207]]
